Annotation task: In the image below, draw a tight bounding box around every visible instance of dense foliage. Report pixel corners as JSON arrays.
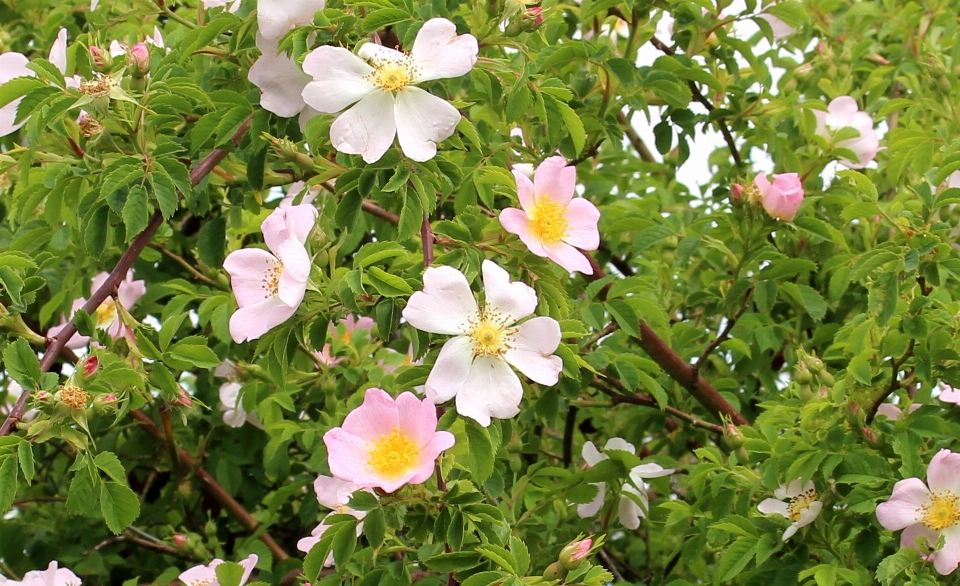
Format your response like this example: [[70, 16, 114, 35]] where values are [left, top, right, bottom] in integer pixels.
[[2, 0, 960, 585]]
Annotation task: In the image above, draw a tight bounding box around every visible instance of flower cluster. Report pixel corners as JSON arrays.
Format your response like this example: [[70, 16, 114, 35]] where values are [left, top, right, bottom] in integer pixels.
[[47, 270, 146, 349]]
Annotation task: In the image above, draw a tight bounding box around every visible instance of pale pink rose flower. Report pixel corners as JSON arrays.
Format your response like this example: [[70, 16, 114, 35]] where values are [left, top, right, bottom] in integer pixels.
[[754, 172, 804, 221], [401, 260, 562, 426], [314, 344, 344, 367], [301, 18, 478, 163], [877, 402, 922, 421], [758, 13, 795, 40], [248, 35, 313, 120], [876, 449, 960, 575], [202, 0, 240, 12], [323, 388, 455, 493], [47, 270, 146, 349], [296, 475, 373, 566], [814, 96, 881, 169], [758, 479, 822, 540], [223, 204, 317, 342], [576, 439, 673, 529], [329, 314, 375, 342], [499, 156, 600, 274], [215, 360, 263, 429], [178, 554, 258, 586], [147, 27, 166, 51], [257, 0, 326, 41], [6, 561, 82, 586], [940, 384, 960, 405]]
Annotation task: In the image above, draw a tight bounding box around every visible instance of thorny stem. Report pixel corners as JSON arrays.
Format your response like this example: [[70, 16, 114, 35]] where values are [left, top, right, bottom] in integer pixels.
[[865, 339, 916, 425], [690, 294, 752, 380], [422, 213, 435, 267]]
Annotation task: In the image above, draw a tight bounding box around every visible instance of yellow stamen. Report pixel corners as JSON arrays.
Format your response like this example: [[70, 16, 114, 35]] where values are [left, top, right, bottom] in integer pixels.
[[466, 306, 515, 358], [80, 76, 113, 97], [787, 488, 818, 521], [59, 384, 90, 410], [368, 429, 419, 479], [530, 198, 570, 244], [96, 299, 118, 328], [920, 491, 960, 531], [262, 260, 283, 299], [367, 56, 419, 92]]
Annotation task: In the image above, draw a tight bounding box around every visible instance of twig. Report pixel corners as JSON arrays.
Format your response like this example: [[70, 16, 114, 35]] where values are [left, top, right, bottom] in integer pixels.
[[421, 213, 434, 267], [647, 36, 743, 165], [129, 409, 290, 561], [616, 111, 656, 163], [569, 140, 605, 166], [594, 377, 724, 434], [148, 243, 222, 288], [562, 406, 578, 468], [158, 403, 183, 479], [690, 298, 751, 380], [362, 199, 401, 224], [13, 496, 67, 506], [597, 547, 626, 583], [84, 527, 200, 561], [0, 118, 252, 438], [865, 339, 916, 424]]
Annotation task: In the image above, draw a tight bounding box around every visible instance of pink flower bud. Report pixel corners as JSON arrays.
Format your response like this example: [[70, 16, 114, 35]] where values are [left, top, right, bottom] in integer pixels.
[[35, 391, 50, 402], [754, 172, 804, 221], [172, 534, 187, 547], [82, 356, 99, 377], [96, 394, 117, 403], [172, 389, 193, 407], [731, 183, 744, 202], [528, 6, 544, 26], [89, 46, 111, 71], [559, 538, 592, 570], [128, 42, 150, 74]]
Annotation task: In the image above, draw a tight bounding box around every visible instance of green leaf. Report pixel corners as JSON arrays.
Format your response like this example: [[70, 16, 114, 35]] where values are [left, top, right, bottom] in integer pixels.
[[122, 186, 151, 239], [779, 282, 827, 321], [214, 562, 245, 586], [546, 96, 585, 155], [360, 8, 411, 34], [716, 537, 759, 583], [365, 266, 413, 297], [363, 507, 385, 549], [476, 544, 518, 574], [167, 338, 221, 368], [0, 76, 46, 110], [84, 205, 110, 255], [397, 191, 423, 242], [332, 518, 358, 567], [605, 299, 640, 337], [3, 337, 41, 389], [67, 465, 98, 515], [0, 457, 18, 514], [875, 547, 920, 586], [198, 216, 227, 268], [465, 419, 495, 484], [17, 440, 34, 484], [100, 481, 141, 534], [354, 241, 407, 268], [421, 552, 482, 573], [765, 0, 809, 28], [94, 451, 128, 484]]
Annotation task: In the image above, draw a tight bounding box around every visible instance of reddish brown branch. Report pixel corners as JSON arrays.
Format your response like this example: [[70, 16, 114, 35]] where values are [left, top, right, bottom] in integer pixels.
[[594, 377, 724, 434], [362, 199, 401, 224], [421, 214, 435, 267]]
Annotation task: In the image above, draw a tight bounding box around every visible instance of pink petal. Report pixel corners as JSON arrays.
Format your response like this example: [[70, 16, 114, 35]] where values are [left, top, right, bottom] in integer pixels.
[[406, 430, 456, 485], [876, 403, 902, 420], [301, 46, 375, 113], [503, 316, 562, 385], [402, 266, 477, 335], [314, 474, 353, 509], [424, 336, 474, 404], [826, 96, 860, 126], [224, 248, 280, 307], [394, 86, 461, 162], [341, 388, 400, 441], [563, 198, 601, 250], [513, 169, 536, 211], [941, 388, 960, 404], [934, 526, 960, 575], [410, 18, 478, 83], [927, 449, 960, 494], [229, 298, 298, 343], [533, 156, 576, 203], [454, 356, 523, 427], [395, 391, 439, 448], [277, 241, 310, 307], [330, 89, 397, 164], [324, 428, 380, 486], [91, 271, 111, 293], [499, 208, 548, 257], [543, 241, 593, 274], [901, 522, 939, 553], [481, 260, 537, 324], [118, 271, 147, 309], [876, 477, 930, 530]]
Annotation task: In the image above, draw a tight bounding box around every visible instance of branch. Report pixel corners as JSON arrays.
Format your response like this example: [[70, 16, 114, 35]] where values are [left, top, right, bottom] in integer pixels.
[[690, 297, 751, 380], [594, 376, 724, 434], [362, 199, 401, 224], [0, 118, 252, 438], [130, 409, 290, 561], [148, 243, 222, 288], [865, 339, 916, 425], [616, 111, 656, 163], [421, 213, 435, 267]]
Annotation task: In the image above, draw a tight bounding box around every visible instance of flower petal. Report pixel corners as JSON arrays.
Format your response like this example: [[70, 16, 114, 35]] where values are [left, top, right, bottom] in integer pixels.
[[499, 208, 548, 257], [223, 248, 280, 307], [900, 522, 939, 553], [249, 35, 310, 118], [927, 449, 960, 494], [49, 28, 68, 75], [256, 0, 326, 40], [229, 298, 298, 343], [630, 463, 674, 481], [543, 241, 593, 275], [577, 482, 605, 518], [513, 168, 536, 211], [795, 500, 822, 529], [619, 486, 646, 529], [563, 198, 601, 250], [341, 387, 400, 441], [604, 437, 636, 454], [757, 498, 790, 518], [403, 266, 477, 335], [504, 316, 562, 385], [454, 356, 523, 427], [424, 336, 474, 404], [394, 86, 461, 162], [533, 156, 577, 203], [314, 474, 355, 509], [410, 18, 478, 83], [301, 46, 376, 113], [876, 477, 930, 530], [481, 260, 537, 324], [934, 525, 960, 575], [582, 441, 606, 466], [330, 89, 397, 164], [324, 428, 380, 485], [395, 391, 439, 448], [277, 240, 310, 307], [407, 430, 456, 485], [117, 272, 146, 309]]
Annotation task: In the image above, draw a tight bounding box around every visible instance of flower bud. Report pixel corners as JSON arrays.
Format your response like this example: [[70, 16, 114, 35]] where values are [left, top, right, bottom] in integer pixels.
[[730, 183, 744, 203], [128, 42, 150, 76], [89, 45, 113, 72], [804, 354, 824, 374], [754, 172, 804, 221], [82, 356, 99, 377], [34, 390, 51, 402], [722, 424, 745, 450], [172, 534, 188, 548], [861, 426, 880, 448], [543, 561, 567, 581], [795, 361, 813, 385], [171, 388, 194, 407], [559, 538, 592, 570]]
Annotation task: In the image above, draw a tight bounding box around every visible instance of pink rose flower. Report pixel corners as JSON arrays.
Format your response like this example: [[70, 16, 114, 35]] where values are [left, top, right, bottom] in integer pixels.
[[876, 449, 960, 575], [323, 388, 455, 493], [47, 270, 147, 349], [179, 554, 258, 586], [499, 156, 601, 274], [297, 475, 372, 566], [939, 384, 960, 405], [223, 204, 317, 342], [877, 402, 921, 421], [814, 96, 881, 169], [10, 561, 82, 586], [754, 172, 804, 221]]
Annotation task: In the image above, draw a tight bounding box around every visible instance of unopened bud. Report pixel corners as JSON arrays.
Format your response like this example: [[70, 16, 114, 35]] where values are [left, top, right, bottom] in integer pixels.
[[861, 426, 879, 447], [89, 45, 113, 72], [559, 538, 592, 570], [722, 424, 745, 450], [172, 388, 193, 407], [731, 183, 744, 202], [543, 561, 567, 581], [172, 534, 188, 547], [804, 354, 824, 373], [34, 391, 51, 402], [81, 356, 99, 377], [128, 42, 150, 76]]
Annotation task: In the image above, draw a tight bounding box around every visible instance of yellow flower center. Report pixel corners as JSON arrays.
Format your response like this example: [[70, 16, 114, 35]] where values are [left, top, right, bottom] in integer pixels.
[[368, 428, 419, 479], [787, 488, 818, 522], [262, 260, 283, 299], [530, 198, 569, 245], [59, 384, 90, 410], [96, 299, 118, 328], [368, 57, 418, 92], [920, 491, 960, 531], [80, 76, 113, 97], [466, 306, 515, 358]]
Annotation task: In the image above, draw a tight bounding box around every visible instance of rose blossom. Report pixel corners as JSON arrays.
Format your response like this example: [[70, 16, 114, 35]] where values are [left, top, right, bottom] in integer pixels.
[[248, 34, 316, 125], [223, 204, 317, 342], [939, 384, 960, 405], [297, 475, 373, 566], [47, 270, 146, 349], [178, 554, 258, 586], [313, 314, 375, 367], [877, 402, 921, 421], [758, 478, 822, 540], [814, 96, 881, 169], [754, 172, 804, 221], [214, 360, 263, 429], [0, 561, 82, 586], [401, 260, 562, 426], [257, 0, 326, 41], [322, 388, 455, 493], [301, 18, 478, 163], [499, 156, 601, 274], [577, 438, 674, 529], [877, 449, 960, 575]]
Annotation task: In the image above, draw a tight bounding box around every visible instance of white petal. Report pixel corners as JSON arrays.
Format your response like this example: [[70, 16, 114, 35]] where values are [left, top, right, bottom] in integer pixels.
[[619, 487, 646, 529], [402, 265, 477, 335], [301, 46, 376, 113], [249, 35, 310, 118], [480, 260, 537, 324], [49, 28, 68, 75], [257, 0, 326, 40], [424, 336, 474, 404], [629, 463, 674, 481], [604, 437, 635, 455], [577, 482, 605, 518], [394, 86, 460, 162], [781, 523, 800, 541], [582, 441, 607, 466], [503, 317, 561, 385], [794, 500, 822, 529], [757, 498, 789, 518], [357, 43, 408, 64], [329, 90, 397, 164], [410, 18, 478, 83], [454, 356, 523, 427]]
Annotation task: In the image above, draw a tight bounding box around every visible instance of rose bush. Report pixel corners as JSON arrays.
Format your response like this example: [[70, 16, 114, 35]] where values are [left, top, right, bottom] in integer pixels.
[[0, 0, 959, 585]]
